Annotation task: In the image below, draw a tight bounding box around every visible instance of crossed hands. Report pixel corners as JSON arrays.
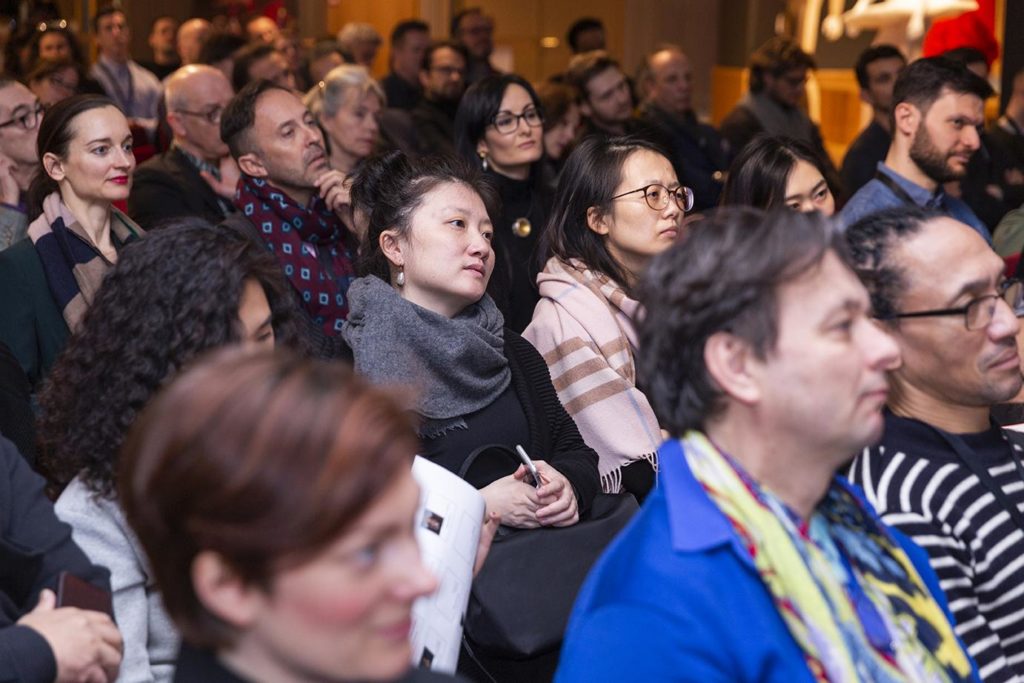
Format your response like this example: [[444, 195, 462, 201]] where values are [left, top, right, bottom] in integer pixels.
[[480, 461, 580, 530]]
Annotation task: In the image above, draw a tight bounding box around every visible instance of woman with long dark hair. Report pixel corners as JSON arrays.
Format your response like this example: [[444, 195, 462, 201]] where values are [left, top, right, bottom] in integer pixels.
[[40, 222, 302, 683], [524, 136, 689, 500], [455, 74, 550, 332], [0, 94, 143, 390], [721, 133, 837, 215]]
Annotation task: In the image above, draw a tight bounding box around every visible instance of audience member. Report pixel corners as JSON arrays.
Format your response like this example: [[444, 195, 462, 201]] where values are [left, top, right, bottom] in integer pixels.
[[231, 42, 296, 93], [452, 7, 498, 84], [567, 51, 640, 140], [846, 205, 1024, 682], [26, 58, 82, 108], [720, 36, 833, 181], [176, 18, 211, 66], [120, 349, 456, 683], [304, 65, 383, 176], [220, 80, 357, 346], [138, 16, 180, 80], [840, 57, 993, 238], [412, 41, 468, 156], [382, 20, 430, 110], [337, 22, 382, 70], [722, 134, 836, 215], [197, 31, 247, 82], [0, 434, 123, 683], [455, 74, 549, 332], [244, 15, 280, 45], [639, 45, 728, 211], [301, 38, 344, 89], [89, 6, 162, 139], [991, 68, 1024, 175], [525, 136, 687, 501], [566, 17, 605, 55], [0, 77, 43, 250], [275, 32, 303, 87], [0, 342, 35, 461], [41, 222, 301, 683], [535, 80, 581, 182], [129, 65, 237, 228], [841, 45, 906, 196], [345, 151, 599, 680], [557, 208, 979, 682], [26, 22, 92, 87], [0, 95, 143, 389]]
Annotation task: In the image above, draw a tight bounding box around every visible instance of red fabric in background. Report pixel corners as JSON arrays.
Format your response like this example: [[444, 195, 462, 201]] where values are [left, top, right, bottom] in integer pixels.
[[923, 0, 999, 66]]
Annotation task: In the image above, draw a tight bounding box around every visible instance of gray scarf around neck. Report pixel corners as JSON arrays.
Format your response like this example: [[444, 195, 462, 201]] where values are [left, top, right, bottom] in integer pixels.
[[341, 276, 511, 437], [741, 91, 816, 145]]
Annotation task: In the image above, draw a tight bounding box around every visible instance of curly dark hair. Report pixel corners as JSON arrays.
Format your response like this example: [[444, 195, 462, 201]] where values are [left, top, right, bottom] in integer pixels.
[[37, 220, 305, 498]]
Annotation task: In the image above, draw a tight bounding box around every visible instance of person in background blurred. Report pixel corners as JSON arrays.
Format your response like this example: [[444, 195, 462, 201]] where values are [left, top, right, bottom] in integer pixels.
[[305, 64, 383, 177], [231, 43, 297, 92], [198, 31, 247, 82], [0, 77, 43, 250], [26, 58, 81, 109], [337, 22, 382, 70], [566, 17, 605, 55], [451, 7, 498, 84], [176, 18, 211, 66], [301, 38, 345, 90], [138, 16, 180, 80], [245, 15, 280, 45], [382, 20, 430, 110], [412, 41, 468, 157], [535, 80, 580, 184]]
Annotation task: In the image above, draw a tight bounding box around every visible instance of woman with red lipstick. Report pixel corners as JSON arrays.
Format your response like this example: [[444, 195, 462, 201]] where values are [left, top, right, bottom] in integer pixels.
[[342, 151, 600, 682], [120, 349, 455, 683], [455, 74, 550, 332], [303, 64, 383, 179], [0, 94, 143, 392], [524, 136, 689, 502]]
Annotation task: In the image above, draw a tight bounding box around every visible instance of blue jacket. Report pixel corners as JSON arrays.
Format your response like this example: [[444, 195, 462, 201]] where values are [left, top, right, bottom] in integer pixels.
[[556, 438, 980, 682]]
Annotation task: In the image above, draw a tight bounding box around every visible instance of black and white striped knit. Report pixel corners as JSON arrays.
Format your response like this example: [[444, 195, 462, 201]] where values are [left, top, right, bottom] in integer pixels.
[[849, 410, 1024, 683]]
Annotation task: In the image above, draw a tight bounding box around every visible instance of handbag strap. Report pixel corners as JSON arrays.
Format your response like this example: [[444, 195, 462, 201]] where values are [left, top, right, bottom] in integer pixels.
[[932, 427, 1024, 531], [456, 443, 520, 480]]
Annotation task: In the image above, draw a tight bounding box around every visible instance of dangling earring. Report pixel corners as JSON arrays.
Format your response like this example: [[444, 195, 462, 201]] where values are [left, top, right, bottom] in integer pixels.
[[396, 268, 405, 286], [478, 151, 489, 172]]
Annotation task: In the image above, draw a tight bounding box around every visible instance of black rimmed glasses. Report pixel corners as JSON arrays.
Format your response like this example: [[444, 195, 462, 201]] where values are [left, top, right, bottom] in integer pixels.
[[877, 279, 1024, 330], [490, 107, 543, 134], [612, 184, 694, 212], [173, 105, 224, 126], [0, 102, 43, 131]]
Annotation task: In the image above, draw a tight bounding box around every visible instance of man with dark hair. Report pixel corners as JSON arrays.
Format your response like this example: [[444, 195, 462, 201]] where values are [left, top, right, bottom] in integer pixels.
[[129, 65, 236, 228], [639, 45, 728, 210], [219, 80, 355, 342], [138, 15, 180, 80], [382, 19, 430, 110], [411, 41, 467, 156], [89, 6, 162, 139], [197, 31, 247, 81], [720, 36, 829, 166], [841, 45, 906, 195], [566, 50, 639, 139], [841, 57, 994, 239], [846, 205, 1024, 682], [451, 7, 498, 84], [0, 78, 41, 250], [566, 17, 605, 54], [991, 67, 1024, 172], [557, 208, 979, 680], [231, 42, 296, 93]]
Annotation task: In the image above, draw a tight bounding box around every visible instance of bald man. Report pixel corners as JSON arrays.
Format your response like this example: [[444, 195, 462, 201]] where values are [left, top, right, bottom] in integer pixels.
[[128, 65, 237, 228], [177, 18, 211, 66]]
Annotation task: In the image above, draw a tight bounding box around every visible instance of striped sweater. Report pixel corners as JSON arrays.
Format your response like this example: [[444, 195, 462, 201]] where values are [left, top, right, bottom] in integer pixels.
[[849, 410, 1024, 683]]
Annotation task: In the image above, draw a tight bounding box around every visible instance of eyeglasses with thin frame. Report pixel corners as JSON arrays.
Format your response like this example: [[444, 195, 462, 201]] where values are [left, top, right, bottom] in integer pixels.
[[0, 101, 44, 131], [612, 184, 694, 212], [877, 278, 1024, 330], [490, 107, 543, 135], [173, 105, 224, 126]]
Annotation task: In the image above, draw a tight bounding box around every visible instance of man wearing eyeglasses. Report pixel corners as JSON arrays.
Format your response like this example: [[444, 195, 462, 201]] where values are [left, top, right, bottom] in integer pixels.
[[847, 205, 1024, 683], [0, 78, 43, 251], [128, 65, 236, 229], [412, 41, 468, 157]]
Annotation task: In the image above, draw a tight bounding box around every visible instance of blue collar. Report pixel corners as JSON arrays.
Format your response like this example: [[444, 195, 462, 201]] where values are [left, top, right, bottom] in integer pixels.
[[875, 162, 944, 207], [659, 437, 742, 553]]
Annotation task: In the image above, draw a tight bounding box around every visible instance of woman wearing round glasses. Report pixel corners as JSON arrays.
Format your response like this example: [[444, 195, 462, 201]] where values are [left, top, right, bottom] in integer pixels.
[[455, 74, 550, 332], [721, 134, 836, 216], [524, 136, 690, 501]]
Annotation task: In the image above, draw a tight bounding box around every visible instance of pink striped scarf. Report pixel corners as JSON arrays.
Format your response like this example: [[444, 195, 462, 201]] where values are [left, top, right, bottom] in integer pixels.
[[523, 257, 662, 492]]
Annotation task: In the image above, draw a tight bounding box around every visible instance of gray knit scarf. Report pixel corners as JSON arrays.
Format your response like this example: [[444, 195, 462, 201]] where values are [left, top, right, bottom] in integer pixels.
[[342, 275, 511, 437], [740, 91, 816, 145]]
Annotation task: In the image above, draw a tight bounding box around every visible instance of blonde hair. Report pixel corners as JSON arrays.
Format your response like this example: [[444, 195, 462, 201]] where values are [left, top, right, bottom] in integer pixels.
[[303, 63, 386, 119]]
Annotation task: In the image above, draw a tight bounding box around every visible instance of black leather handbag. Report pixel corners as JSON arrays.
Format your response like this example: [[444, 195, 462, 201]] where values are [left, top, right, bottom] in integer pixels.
[[458, 444, 639, 659]]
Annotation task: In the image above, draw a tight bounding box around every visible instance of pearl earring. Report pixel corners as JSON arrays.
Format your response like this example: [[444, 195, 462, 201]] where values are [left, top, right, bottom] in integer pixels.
[[478, 151, 489, 172], [396, 269, 405, 286]]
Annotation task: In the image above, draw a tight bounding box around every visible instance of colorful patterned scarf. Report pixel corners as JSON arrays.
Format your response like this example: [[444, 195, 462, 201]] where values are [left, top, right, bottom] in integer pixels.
[[681, 431, 973, 683], [235, 175, 356, 335], [27, 192, 143, 332]]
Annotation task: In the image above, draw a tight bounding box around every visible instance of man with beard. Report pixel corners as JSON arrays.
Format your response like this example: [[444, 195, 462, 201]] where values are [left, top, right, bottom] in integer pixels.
[[566, 51, 641, 141], [846, 205, 1024, 682], [840, 57, 993, 240], [219, 80, 356, 351], [411, 41, 468, 156]]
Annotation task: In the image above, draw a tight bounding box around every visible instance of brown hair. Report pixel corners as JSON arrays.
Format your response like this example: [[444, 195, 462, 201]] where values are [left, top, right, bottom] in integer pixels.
[[119, 348, 419, 649]]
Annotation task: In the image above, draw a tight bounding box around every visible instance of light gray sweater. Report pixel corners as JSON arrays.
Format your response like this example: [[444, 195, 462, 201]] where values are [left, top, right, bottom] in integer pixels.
[[55, 476, 178, 683]]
